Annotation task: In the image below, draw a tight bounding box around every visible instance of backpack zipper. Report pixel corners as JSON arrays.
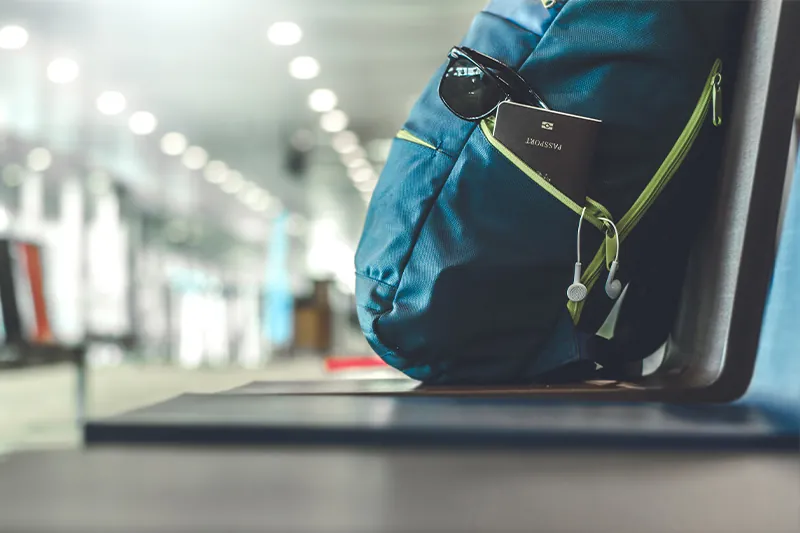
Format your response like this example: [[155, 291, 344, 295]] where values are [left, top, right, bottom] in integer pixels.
[[399, 120, 614, 229], [396, 129, 438, 151], [568, 58, 724, 322], [480, 119, 612, 230]]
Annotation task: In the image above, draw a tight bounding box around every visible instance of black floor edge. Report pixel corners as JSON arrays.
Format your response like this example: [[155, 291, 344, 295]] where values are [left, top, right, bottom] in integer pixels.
[[84, 423, 800, 452]]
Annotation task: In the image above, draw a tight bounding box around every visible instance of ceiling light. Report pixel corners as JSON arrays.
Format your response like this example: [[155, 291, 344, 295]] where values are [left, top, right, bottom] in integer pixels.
[[96, 91, 127, 116], [128, 111, 158, 135], [27, 147, 52, 172], [0, 26, 28, 50], [222, 180, 244, 195], [160, 132, 187, 156], [267, 22, 302, 46], [355, 178, 377, 192], [252, 200, 269, 213], [221, 171, 244, 194], [345, 158, 370, 171], [241, 187, 263, 207], [320, 110, 349, 133], [182, 146, 208, 170], [46, 58, 79, 84], [224, 170, 243, 185], [341, 148, 367, 166], [351, 167, 375, 183], [253, 195, 274, 212], [2, 164, 24, 187], [308, 89, 337, 113], [203, 160, 227, 183], [289, 56, 320, 80], [332, 131, 359, 154], [347, 146, 367, 159], [236, 181, 256, 200]]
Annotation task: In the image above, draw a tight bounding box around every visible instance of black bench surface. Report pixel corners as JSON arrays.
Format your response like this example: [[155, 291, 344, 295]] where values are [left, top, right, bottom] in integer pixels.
[[85, 382, 799, 450]]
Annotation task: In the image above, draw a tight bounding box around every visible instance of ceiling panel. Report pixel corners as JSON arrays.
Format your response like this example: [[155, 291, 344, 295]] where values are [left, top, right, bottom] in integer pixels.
[[2, 0, 487, 251]]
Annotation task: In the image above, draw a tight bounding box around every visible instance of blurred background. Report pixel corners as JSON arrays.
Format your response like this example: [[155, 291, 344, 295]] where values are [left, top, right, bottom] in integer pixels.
[[0, 0, 487, 450]]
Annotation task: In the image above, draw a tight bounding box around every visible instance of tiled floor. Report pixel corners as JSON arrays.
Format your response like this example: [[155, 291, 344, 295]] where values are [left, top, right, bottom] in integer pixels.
[[0, 357, 329, 453]]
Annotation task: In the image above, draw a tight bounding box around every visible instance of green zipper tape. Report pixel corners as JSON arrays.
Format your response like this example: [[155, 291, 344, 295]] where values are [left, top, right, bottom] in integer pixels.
[[396, 129, 437, 151], [567, 58, 724, 323], [480, 120, 611, 231]]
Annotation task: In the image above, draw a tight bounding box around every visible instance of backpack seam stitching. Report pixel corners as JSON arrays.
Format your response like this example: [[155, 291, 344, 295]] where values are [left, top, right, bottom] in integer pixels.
[[390, 123, 478, 296], [355, 272, 398, 291], [367, 129, 476, 371]]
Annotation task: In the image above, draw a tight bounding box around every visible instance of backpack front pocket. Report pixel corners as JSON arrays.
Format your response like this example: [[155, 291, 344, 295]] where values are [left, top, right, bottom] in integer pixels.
[[357, 129, 457, 290], [568, 59, 724, 324], [367, 127, 609, 383], [479, 118, 613, 228]]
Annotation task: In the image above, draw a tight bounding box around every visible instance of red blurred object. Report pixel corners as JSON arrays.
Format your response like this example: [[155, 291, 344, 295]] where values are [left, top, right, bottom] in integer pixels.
[[19, 243, 52, 344], [324, 356, 388, 372]]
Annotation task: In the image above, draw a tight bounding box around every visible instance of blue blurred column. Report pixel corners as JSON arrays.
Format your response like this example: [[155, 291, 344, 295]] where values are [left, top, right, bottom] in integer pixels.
[[0, 38, 45, 234], [0, 42, 43, 140], [748, 135, 799, 407], [265, 210, 293, 351]]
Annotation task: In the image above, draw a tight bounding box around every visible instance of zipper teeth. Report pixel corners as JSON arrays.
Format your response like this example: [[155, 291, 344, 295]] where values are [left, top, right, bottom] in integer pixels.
[[396, 129, 437, 151], [479, 120, 611, 230], [399, 123, 615, 228], [618, 59, 722, 237], [617, 112, 705, 235], [570, 59, 723, 321]]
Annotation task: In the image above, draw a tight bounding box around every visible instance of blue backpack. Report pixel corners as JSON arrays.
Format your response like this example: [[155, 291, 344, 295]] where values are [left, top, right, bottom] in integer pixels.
[[355, 0, 745, 384]]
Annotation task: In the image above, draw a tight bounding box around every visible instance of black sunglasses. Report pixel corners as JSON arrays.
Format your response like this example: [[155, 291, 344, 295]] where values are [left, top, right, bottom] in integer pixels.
[[439, 46, 549, 121]]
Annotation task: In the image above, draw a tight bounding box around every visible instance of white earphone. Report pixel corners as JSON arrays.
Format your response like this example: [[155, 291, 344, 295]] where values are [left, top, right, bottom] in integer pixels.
[[597, 217, 622, 300], [567, 207, 589, 302], [566, 209, 622, 302]]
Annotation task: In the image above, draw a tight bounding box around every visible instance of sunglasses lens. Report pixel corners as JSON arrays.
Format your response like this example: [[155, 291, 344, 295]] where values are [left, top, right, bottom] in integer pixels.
[[440, 57, 505, 119]]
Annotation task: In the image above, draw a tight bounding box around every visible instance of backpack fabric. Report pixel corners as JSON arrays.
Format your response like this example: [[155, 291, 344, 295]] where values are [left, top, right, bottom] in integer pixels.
[[355, 0, 746, 384]]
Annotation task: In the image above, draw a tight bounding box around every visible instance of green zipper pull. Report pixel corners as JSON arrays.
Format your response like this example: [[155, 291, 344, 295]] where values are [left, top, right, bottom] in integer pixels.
[[711, 73, 723, 127]]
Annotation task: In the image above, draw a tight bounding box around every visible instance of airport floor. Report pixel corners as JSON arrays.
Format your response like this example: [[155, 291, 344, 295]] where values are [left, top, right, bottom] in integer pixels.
[[0, 357, 332, 453]]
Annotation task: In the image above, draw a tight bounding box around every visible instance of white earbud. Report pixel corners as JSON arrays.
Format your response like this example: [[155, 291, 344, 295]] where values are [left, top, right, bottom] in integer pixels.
[[567, 261, 588, 302], [567, 207, 589, 302], [605, 260, 622, 299], [597, 217, 622, 300]]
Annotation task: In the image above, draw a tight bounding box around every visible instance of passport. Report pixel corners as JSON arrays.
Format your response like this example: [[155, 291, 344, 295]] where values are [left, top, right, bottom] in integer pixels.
[[493, 101, 602, 205]]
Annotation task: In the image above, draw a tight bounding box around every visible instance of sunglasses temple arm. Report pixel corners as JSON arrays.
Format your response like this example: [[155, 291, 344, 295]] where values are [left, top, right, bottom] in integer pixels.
[[473, 52, 551, 110], [457, 47, 551, 111], [505, 79, 550, 110], [529, 90, 550, 110]]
